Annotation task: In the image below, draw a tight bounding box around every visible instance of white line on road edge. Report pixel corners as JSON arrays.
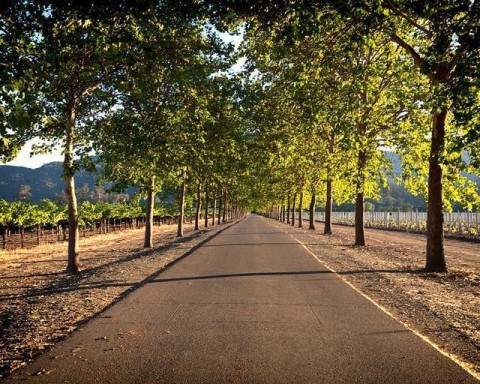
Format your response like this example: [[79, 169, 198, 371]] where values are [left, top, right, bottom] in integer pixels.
[[266, 218, 480, 382]]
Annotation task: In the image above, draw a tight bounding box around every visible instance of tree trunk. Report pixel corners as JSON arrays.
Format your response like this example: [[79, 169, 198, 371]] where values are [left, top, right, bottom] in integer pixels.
[[20, 227, 24, 248], [222, 191, 227, 223], [65, 94, 80, 274], [309, 192, 315, 230], [298, 189, 304, 228], [204, 183, 209, 228], [2, 226, 7, 250], [217, 190, 223, 225], [355, 148, 367, 246], [177, 171, 186, 237], [426, 107, 447, 272], [291, 194, 296, 226], [144, 176, 155, 248], [36, 225, 41, 245], [212, 190, 216, 226], [195, 182, 201, 231], [286, 194, 291, 224], [324, 176, 333, 235]]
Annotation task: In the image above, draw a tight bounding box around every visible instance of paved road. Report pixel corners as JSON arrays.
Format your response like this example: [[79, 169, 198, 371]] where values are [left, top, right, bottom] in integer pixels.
[[6, 214, 477, 383]]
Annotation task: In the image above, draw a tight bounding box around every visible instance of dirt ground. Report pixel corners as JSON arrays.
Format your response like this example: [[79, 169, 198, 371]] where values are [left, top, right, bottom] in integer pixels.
[[273, 219, 480, 378], [0, 220, 235, 380]]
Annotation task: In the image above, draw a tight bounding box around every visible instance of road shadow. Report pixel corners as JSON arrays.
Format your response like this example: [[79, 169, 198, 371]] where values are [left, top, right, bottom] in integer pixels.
[[0, 222, 240, 303], [1, 265, 429, 302], [149, 268, 427, 284], [199, 242, 299, 247]]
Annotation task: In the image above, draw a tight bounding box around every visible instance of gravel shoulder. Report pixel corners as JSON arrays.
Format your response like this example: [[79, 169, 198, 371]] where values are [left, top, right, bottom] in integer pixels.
[[271, 219, 480, 378], [0, 220, 238, 380]]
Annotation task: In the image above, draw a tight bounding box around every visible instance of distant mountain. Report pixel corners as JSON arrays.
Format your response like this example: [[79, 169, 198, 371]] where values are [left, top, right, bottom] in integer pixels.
[[0, 162, 131, 202], [1, 153, 478, 208]]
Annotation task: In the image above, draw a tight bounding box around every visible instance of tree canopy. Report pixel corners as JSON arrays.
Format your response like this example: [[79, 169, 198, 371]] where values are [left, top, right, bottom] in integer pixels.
[[1, 0, 479, 273]]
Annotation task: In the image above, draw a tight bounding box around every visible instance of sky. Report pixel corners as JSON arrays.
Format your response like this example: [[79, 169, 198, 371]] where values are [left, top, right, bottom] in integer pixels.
[[5, 30, 244, 169], [6, 139, 64, 168]]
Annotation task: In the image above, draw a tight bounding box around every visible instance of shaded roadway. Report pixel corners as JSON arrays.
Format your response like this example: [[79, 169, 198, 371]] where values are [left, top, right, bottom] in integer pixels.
[[5, 214, 478, 383]]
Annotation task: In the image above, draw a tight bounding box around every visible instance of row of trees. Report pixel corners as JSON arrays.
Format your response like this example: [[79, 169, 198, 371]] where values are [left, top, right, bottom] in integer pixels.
[[1, 1, 251, 272], [229, 0, 480, 272], [2, 0, 479, 273]]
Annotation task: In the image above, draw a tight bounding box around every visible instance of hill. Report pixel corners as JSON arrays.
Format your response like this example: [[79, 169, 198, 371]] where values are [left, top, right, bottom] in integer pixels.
[[0, 162, 129, 202], [1, 152, 478, 209]]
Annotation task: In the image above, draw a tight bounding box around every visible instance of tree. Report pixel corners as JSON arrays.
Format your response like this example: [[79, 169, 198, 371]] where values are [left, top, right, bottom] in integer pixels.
[[3, 3, 140, 272], [207, 0, 480, 271]]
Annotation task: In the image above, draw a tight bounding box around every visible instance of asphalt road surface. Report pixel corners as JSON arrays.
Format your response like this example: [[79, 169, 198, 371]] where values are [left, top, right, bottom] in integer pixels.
[[6, 214, 478, 383]]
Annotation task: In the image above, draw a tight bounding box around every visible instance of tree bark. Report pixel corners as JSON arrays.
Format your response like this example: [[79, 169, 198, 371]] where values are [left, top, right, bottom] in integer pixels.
[[355, 147, 367, 246], [177, 171, 186, 237], [144, 176, 155, 248], [65, 93, 80, 274], [426, 107, 447, 272], [217, 189, 223, 225], [309, 192, 315, 230], [324, 131, 335, 235], [195, 182, 201, 230], [20, 227, 24, 248], [286, 194, 291, 224], [222, 191, 227, 223], [204, 182, 209, 228], [2, 226, 7, 250], [36, 225, 41, 245], [291, 194, 296, 226], [298, 189, 304, 228], [324, 176, 333, 235], [212, 190, 216, 226]]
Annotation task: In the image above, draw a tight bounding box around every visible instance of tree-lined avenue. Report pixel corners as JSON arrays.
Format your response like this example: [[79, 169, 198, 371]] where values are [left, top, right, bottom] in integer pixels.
[[5, 214, 477, 384]]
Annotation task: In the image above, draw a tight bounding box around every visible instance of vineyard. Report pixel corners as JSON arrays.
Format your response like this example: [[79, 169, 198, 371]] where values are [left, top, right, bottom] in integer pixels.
[[312, 211, 480, 239], [0, 199, 186, 250]]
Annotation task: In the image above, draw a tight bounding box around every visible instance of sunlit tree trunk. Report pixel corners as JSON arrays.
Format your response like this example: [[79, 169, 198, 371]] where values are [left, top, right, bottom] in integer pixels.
[[65, 91, 80, 274], [355, 146, 367, 246], [298, 189, 304, 228], [426, 107, 447, 271], [309, 192, 315, 230]]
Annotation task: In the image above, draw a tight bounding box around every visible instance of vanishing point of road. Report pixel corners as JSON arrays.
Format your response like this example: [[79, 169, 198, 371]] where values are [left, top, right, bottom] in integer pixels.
[[6, 214, 478, 383]]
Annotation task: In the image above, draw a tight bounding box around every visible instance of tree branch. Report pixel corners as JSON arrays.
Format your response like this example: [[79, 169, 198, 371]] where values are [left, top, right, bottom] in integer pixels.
[[385, 0, 432, 36], [391, 33, 427, 71]]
